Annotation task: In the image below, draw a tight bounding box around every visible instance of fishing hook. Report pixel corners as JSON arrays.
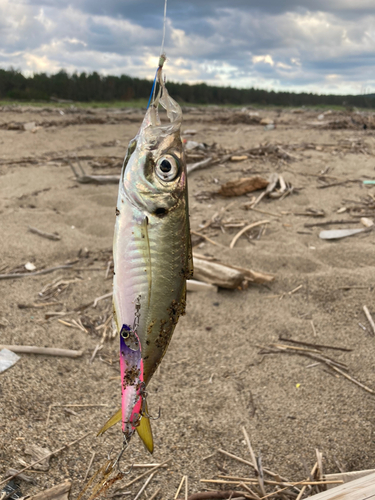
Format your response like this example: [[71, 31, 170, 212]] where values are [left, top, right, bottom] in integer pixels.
[[108, 434, 134, 475]]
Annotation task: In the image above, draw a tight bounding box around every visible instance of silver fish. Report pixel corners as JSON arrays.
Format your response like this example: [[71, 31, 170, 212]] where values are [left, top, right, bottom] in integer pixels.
[[98, 68, 193, 453]]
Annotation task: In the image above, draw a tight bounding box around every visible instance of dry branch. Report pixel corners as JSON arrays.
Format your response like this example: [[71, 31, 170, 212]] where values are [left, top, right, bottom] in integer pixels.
[[124, 459, 172, 488], [70, 161, 120, 184], [193, 255, 274, 289], [187, 157, 216, 175], [363, 306, 375, 336], [0, 345, 83, 358], [230, 220, 270, 248], [176, 492, 250, 500], [193, 257, 245, 289], [28, 226, 61, 241], [0, 264, 74, 280]]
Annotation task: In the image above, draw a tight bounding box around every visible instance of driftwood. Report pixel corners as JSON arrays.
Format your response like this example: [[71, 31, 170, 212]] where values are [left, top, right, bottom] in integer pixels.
[[193, 254, 275, 289], [187, 279, 218, 293], [323, 469, 375, 490], [24, 444, 52, 471], [0, 345, 83, 358], [28, 480, 71, 500], [193, 257, 245, 289], [307, 471, 375, 499]]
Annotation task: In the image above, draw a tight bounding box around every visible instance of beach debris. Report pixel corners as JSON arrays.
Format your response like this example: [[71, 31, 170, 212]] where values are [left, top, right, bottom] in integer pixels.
[[323, 469, 375, 490], [0, 345, 83, 358], [0, 433, 91, 488], [0, 480, 22, 500], [193, 257, 246, 289], [4, 469, 36, 484], [24, 444, 52, 471], [217, 176, 268, 197], [184, 140, 207, 151], [230, 155, 249, 162], [23, 121, 37, 131], [306, 471, 375, 498], [28, 226, 61, 241], [229, 220, 270, 248], [363, 306, 375, 336], [257, 341, 375, 395], [70, 161, 120, 184], [187, 157, 216, 175], [187, 279, 218, 293], [278, 335, 353, 352], [0, 263, 74, 280], [219, 112, 262, 125], [305, 219, 359, 228], [242, 173, 293, 209], [317, 179, 359, 189], [363, 180, 375, 185], [25, 262, 36, 271], [360, 217, 374, 227], [0, 348, 20, 374], [294, 208, 326, 217], [133, 472, 156, 500], [260, 118, 274, 126], [193, 253, 274, 288], [27, 480, 72, 500], [319, 228, 367, 240]]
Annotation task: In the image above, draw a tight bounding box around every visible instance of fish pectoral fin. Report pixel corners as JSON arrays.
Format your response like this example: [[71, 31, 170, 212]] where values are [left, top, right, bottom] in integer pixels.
[[97, 408, 122, 436], [136, 408, 154, 454]]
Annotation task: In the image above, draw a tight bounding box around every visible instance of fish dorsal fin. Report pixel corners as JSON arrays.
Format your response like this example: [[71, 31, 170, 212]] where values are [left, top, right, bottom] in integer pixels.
[[97, 408, 122, 436], [136, 407, 154, 454]]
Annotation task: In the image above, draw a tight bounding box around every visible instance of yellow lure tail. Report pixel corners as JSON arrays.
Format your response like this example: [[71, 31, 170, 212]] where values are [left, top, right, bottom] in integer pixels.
[[97, 406, 154, 454]]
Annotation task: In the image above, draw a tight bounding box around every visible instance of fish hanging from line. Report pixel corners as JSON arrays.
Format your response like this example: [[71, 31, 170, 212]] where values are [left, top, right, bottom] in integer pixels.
[[98, 56, 193, 454]]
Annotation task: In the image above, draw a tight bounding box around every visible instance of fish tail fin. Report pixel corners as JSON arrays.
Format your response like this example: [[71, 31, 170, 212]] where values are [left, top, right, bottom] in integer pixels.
[[136, 405, 154, 454], [97, 408, 122, 436]]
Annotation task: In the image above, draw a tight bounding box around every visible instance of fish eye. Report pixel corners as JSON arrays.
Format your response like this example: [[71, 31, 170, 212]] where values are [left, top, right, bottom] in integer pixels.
[[155, 155, 179, 182]]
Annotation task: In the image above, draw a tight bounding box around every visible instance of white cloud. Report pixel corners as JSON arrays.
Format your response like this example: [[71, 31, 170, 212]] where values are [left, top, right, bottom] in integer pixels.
[[0, 0, 375, 94], [253, 55, 275, 66]]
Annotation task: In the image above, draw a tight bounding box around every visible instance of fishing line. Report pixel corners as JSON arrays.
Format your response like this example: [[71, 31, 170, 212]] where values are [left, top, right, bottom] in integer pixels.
[[147, 0, 168, 109], [160, 0, 168, 57]]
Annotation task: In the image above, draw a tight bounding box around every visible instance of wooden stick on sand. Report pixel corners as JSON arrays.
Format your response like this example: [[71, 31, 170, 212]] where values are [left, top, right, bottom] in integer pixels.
[[0, 345, 83, 358]]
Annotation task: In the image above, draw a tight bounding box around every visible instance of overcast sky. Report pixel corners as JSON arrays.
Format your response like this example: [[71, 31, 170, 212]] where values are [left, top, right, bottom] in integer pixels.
[[1, 0, 374, 94]]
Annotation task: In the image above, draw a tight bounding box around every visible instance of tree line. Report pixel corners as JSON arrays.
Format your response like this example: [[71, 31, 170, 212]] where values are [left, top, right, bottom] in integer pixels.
[[0, 68, 374, 108]]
